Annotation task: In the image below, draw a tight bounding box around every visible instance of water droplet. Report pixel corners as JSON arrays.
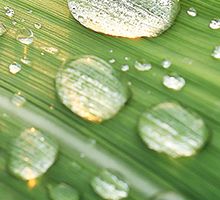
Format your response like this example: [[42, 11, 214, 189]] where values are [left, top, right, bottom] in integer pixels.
[[27, 9, 33, 14], [91, 170, 129, 200], [161, 59, 172, 69], [109, 49, 113, 53], [121, 64, 129, 72], [42, 46, 59, 54], [209, 19, 220, 30], [68, 0, 180, 38], [134, 60, 152, 71], [163, 74, 185, 91], [0, 22, 7, 36], [34, 22, 42, 29], [109, 58, 116, 64], [124, 57, 129, 61], [154, 191, 186, 200], [16, 28, 34, 45], [48, 183, 79, 200], [9, 62, 22, 74], [12, 19, 17, 26], [56, 55, 129, 122], [212, 46, 220, 59], [187, 7, 197, 17], [138, 102, 209, 158], [21, 57, 31, 65], [9, 128, 58, 180], [11, 93, 26, 107], [5, 6, 15, 18]]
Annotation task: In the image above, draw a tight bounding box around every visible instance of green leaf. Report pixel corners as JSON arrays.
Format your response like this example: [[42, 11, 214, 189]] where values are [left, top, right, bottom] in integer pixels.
[[0, 0, 220, 200]]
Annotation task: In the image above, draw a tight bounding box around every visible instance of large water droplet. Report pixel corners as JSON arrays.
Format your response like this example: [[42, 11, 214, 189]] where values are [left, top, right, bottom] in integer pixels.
[[16, 28, 34, 45], [48, 183, 79, 200], [9, 128, 58, 180], [68, 0, 180, 38], [0, 22, 7, 36], [91, 170, 129, 200], [138, 102, 209, 158], [56, 55, 129, 122]]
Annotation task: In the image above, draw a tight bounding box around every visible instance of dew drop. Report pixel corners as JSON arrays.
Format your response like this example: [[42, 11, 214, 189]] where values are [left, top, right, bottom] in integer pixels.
[[34, 22, 42, 29], [56, 55, 129, 122], [48, 183, 79, 200], [9, 128, 58, 180], [12, 19, 17, 26], [42, 46, 59, 54], [134, 60, 152, 71], [68, 0, 180, 38], [161, 59, 172, 69], [21, 57, 31, 65], [163, 74, 185, 91], [4, 6, 15, 18], [187, 7, 197, 17], [11, 93, 26, 107], [212, 46, 220, 59], [27, 9, 33, 14], [138, 102, 209, 158], [91, 170, 129, 200], [209, 19, 220, 30], [9, 62, 22, 74], [0, 22, 7, 36], [109, 58, 116, 64], [16, 28, 34, 45], [121, 64, 129, 72]]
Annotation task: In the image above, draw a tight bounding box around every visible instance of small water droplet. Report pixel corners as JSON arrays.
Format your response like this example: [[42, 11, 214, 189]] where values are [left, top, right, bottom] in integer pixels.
[[56, 55, 129, 122], [161, 59, 172, 69], [109, 49, 113, 53], [5, 6, 15, 18], [163, 74, 185, 91], [212, 46, 220, 59], [91, 170, 129, 200], [34, 22, 42, 29], [9, 128, 58, 180], [209, 19, 220, 30], [42, 46, 59, 54], [68, 0, 180, 38], [9, 62, 21, 74], [121, 64, 129, 72], [134, 60, 152, 71], [0, 22, 7, 36], [109, 58, 116, 64], [12, 19, 17, 26], [187, 7, 197, 17], [16, 28, 34, 45], [27, 9, 33, 14], [21, 57, 31, 65], [124, 57, 129, 61], [138, 102, 209, 158], [48, 183, 79, 200], [11, 93, 26, 107]]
